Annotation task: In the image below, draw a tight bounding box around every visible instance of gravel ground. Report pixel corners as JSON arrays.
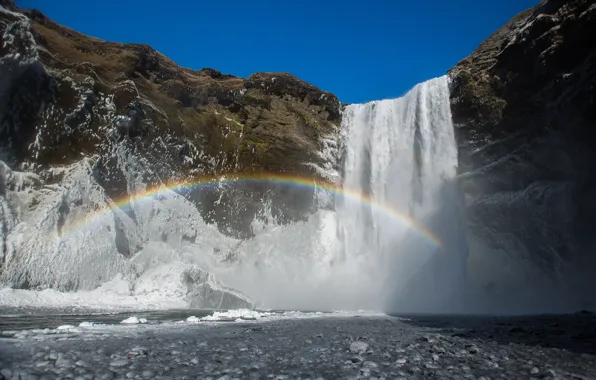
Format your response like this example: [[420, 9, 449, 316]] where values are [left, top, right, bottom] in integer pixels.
[[1, 312, 595, 379]]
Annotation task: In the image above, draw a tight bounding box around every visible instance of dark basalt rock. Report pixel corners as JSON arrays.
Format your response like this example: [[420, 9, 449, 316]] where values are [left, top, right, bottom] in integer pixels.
[[450, 0, 596, 309]]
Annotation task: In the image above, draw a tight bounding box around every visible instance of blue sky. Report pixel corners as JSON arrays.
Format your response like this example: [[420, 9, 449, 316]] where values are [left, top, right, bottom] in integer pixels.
[[17, 0, 537, 103]]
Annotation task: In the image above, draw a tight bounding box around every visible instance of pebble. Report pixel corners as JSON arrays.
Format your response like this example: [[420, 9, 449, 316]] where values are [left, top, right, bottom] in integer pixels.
[[349, 341, 369, 354], [132, 346, 149, 356], [109, 359, 129, 368], [55, 358, 73, 368], [350, 356, 363, 363], [1, 315, 594, 380]]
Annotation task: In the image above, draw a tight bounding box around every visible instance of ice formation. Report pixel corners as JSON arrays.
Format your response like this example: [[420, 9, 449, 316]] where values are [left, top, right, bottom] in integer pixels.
[[0, 76, 469, 313]]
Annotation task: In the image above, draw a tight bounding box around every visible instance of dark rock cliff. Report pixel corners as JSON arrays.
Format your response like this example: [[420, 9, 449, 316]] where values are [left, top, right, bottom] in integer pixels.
[[450, 0, 596, 311], [0, 2, 340, 238]]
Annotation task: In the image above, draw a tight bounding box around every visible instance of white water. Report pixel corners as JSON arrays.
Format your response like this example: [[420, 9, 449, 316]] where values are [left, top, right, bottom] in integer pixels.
[[211, 75, 467, 312], [0, 76, 468, 313], [336, 76, 467, 313]]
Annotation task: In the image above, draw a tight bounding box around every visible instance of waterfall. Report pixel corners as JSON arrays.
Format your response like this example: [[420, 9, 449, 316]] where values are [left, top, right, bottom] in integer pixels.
[[336, 76, 468, 313], [0, 76, 470, 312]]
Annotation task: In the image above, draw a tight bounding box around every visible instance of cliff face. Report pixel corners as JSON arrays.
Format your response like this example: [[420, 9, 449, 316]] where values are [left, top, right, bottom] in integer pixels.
[[2, 0, 595, 311], [0, 4, 340, 238], [450, 0, 596, 310]]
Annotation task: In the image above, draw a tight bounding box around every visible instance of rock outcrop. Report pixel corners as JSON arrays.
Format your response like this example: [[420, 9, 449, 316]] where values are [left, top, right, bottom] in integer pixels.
[[450, 0, 596, 311], [0, 2, 340, 238], [0, 1, 339, 302], [182, 266, 253, 310]]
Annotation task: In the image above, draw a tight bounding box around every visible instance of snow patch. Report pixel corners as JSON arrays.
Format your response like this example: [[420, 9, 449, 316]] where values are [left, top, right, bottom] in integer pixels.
[[306, 133, 341, 182], [224, 115, 242, 126]]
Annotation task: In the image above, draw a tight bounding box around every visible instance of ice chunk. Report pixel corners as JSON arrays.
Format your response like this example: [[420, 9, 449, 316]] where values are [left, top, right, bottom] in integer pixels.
[[183, 266, 254, 310], [201, 309, 270, 321], [120, 316, 146, 324], [120, 316, 138, 324], [56, 325, 76, 330]]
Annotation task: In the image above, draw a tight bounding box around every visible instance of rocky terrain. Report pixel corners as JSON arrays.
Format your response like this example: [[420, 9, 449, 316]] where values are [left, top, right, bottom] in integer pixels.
[[0, 0, 346, 301], [0, 0, 340, 238], [449, 0, 596, 311], [0, 0, 345, 304], [1, 313, 595, 379]]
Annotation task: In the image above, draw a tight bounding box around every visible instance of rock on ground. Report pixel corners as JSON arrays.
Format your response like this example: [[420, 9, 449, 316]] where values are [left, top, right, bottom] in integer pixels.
[[1, 313, 595, 379]]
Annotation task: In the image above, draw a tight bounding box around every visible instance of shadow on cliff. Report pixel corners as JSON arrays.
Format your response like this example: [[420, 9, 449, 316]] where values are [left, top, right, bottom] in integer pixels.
[[391, 311, 596, 355]]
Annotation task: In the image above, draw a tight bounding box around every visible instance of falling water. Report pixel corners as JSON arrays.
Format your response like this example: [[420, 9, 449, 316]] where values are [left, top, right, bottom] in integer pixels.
[[336, 76, 468, 313], [0, 76, 470, 313]]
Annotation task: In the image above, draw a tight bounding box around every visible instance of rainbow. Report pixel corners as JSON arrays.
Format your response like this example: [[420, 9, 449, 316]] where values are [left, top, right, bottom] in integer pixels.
[[59, 172, 443, 248]]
